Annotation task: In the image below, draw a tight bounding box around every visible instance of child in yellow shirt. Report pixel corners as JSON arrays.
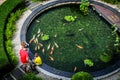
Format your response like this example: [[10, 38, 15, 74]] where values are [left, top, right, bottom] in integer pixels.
[[33, 53, 42, 65]]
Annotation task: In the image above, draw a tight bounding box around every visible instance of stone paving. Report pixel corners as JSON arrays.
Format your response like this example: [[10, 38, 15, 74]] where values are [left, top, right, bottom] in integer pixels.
[[2, 0, 120, 80]]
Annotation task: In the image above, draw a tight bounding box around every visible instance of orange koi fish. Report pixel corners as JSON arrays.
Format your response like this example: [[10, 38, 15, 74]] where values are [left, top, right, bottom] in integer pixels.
[[76, 44, 83, 49], [49, 56, 54, 61]]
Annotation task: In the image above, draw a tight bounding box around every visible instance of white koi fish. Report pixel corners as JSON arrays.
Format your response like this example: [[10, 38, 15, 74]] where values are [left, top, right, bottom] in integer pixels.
[[54, 42, 59, 48], [36, 20, 40, 23], [42, 48, 45, 54], [74, 66, 77, 72], [54, 34, 57, 38], [37, 28, 41, 34], [47, 44, 51, 50]]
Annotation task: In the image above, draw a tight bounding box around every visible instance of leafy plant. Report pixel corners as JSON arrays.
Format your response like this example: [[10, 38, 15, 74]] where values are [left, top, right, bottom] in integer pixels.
[[84, 59, 94, 67], [18, 73, 42, 80], [64, 16, 77, 22], [71, 71, 93, 80], [80, 0, 90, 15], [41, 34, 49, 41], [99, 53, 112, 63]]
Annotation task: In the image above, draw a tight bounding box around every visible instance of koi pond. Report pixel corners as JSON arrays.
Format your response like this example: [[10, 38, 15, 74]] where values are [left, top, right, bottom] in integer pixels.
[[26, 4, 120, 74]]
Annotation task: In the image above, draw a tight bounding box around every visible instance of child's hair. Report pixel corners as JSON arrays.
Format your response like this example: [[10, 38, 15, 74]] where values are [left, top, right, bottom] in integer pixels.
[[21, 42, 26, 47], [35, 53, 39, 57]]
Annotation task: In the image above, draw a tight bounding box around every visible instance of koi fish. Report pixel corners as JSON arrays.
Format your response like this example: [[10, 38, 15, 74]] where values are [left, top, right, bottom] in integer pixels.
[[50, 50, 54, 55], [29, 35, 35, 43], [35, 46, 38, 51], [76, 44, 83, 49], [41, 32, 43, 37], [36, 20, 40, 23], [42, 48, 45, 54], [54, 34, 57, 38], [51, 45, 54, 51], [47, 44, 51, 50], [37, 45, 40, 50], [37, 28, 41, 34], [49, 56, 54, 61], [39, 43, 43, 47], [50, 45, 54, 55], [78, 28, 83, 31], [74, 66, 77, 72], [54, 42, 59, 48]]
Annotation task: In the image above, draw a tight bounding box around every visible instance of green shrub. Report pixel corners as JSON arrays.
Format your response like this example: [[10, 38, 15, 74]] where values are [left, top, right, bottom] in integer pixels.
[[0, 0, 25, 69], [99, 53, 112, 63], [18, 73, 42, 80], [71, 71, 93, 80], [5, 8, 26, 66]]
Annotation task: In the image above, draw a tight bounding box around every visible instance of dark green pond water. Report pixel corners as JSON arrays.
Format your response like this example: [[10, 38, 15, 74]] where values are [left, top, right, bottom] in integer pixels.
[[26, 4, 117, 72]]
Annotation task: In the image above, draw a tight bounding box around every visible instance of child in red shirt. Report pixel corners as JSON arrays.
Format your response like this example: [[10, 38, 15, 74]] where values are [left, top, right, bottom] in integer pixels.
[[19, 42, 29, 72]]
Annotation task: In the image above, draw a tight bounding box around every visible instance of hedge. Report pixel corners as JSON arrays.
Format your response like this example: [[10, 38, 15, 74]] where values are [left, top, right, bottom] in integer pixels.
[[0, 0, 25, 76]]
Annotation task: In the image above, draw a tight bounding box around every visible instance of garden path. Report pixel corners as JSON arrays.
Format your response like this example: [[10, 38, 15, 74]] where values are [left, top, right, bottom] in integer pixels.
[[0, 0, 6, 5]]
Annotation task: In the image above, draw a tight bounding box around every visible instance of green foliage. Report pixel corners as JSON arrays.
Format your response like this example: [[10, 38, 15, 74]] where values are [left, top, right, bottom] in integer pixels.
[[101, 0, 120, 4], [19, 73, 42, 80], [0, 0, 25, 69], [80, 0, 90, 15], [5, 8, 26, 66], [41, 34, 49, 41], [84, 59, 94, 67], [99, 53, 112, 63], [71, 71, 93, 80], [64, 16, 77, 22]]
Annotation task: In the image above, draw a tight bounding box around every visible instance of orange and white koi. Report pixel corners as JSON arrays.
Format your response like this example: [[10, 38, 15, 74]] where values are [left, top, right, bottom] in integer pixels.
[[54, 42, 59, 48], [49, 56, 54, 61], [73, 66, 77, 72], [51, 45, 54, 51], [47, 44, 51, 50], [29, 35, 35, 43], [42, 48, 45, 54], [39, 43, 43, 47], [76, 44, 83, 49]]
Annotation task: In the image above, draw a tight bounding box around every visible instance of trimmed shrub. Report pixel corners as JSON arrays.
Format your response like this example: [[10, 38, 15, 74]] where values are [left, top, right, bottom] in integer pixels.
[[0, 0, 25, 76], [18, 73, 42, 80], [71, 71, 93, 80]]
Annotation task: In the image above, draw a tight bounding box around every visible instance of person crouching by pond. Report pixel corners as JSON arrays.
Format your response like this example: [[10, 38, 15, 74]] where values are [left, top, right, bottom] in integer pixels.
[[19, 42, 30, 73], [31, 53, 42, 70]]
